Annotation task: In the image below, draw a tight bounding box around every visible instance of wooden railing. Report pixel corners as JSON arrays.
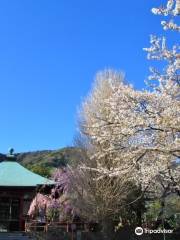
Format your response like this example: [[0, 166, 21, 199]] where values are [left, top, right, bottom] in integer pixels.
[[25, 220, 96, 233]]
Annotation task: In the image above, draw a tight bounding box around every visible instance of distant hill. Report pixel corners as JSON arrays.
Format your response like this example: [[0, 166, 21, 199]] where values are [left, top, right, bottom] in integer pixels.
[[17, 147, 84, 169], [0, 147, 84, 170]]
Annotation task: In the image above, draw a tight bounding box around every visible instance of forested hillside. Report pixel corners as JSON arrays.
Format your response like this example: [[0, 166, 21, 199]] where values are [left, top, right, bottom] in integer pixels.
[[0, 147, 83, 177], [17, 147, 82, 168]]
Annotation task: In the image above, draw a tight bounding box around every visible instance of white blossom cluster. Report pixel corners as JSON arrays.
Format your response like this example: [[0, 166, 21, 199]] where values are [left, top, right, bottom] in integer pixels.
[[144, 36, 179, 92], [152, 0, 180, 31], [152, 0, 180, 17], [161, 20, 180, 31], [144, 0, 180, 92]]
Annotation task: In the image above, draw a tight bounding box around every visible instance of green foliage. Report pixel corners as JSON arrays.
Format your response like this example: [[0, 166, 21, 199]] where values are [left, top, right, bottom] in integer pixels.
[[145, 200, 161, 222], [46, 207, 60, 222], [20, 147, 84, 179], [165, 195, 180, 217], [145, 195, 180, 229], [26, 164, 52, 178], [165, 195, 180, 229], [17, 147, 83, 169]]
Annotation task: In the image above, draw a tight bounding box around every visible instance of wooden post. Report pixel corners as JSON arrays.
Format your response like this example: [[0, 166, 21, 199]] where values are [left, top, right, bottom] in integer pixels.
[[19, 194, 24, 231]]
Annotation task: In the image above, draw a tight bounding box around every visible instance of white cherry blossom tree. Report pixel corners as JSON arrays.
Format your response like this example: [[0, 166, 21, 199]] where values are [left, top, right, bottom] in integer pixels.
[[74, 0, 180, 234]]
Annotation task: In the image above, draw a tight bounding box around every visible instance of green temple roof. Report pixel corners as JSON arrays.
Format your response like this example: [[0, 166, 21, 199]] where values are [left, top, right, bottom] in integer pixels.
[[0, 160, 54, 187]]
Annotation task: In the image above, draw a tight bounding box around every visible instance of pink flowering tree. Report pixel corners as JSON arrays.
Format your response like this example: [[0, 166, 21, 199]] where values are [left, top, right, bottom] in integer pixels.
[[28, 193, 51, 221], [28, 167, 80, 223], [51, 167, 80, 222]]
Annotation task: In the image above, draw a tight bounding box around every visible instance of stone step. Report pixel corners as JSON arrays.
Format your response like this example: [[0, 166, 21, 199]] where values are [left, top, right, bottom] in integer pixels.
[[0, 238, 30, 240], [0, 232, 32, 240]]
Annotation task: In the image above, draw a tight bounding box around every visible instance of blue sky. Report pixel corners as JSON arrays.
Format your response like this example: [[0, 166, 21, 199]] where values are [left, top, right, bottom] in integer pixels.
[[0, 0, 176, 153]]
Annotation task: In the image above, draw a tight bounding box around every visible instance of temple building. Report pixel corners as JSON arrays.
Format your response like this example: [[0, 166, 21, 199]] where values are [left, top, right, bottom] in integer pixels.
[[0, 149, 54, 232]]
